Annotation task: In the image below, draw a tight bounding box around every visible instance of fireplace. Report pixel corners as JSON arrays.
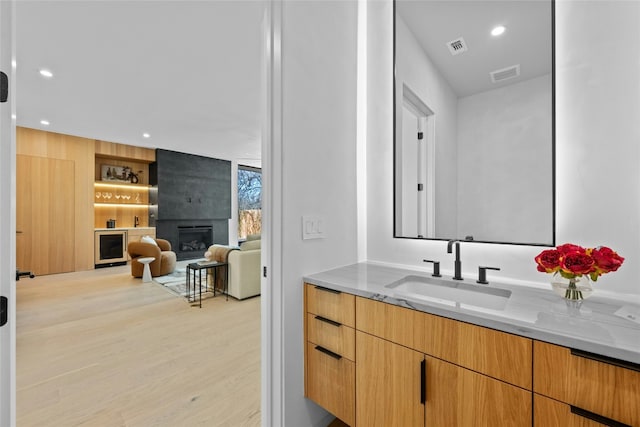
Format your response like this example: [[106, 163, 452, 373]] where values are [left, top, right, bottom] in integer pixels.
[[177, 225, 213, 259]]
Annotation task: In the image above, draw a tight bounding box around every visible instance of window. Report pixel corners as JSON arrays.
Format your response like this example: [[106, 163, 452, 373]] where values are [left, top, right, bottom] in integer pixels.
[[237, 166, 262, 240]]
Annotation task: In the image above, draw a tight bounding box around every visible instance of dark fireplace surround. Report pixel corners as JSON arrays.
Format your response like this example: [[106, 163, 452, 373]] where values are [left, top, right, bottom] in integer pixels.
[[150, 149, 231, 261]]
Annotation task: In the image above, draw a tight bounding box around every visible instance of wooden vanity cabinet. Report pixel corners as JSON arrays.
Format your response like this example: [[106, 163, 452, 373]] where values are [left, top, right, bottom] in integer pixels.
[[354, 297, 532, 427], [533, 341, 640, 427], [304, 284, 638, 427], [304, 284, 356, 426]]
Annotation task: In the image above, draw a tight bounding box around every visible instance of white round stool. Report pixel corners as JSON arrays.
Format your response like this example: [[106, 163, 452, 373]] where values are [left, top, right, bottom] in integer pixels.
[[137, 257, 155, 283]]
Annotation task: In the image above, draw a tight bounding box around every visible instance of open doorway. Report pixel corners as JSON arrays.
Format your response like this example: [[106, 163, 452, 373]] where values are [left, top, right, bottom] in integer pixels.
[[11, 1, 267, 425]]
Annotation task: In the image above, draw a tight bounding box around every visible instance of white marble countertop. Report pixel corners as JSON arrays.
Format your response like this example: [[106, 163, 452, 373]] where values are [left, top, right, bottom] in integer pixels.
[[303, 262, 640, 365]]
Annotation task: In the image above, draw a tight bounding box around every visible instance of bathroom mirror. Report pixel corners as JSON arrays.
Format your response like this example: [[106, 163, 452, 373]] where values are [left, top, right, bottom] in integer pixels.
[[394, 0, 555, 246]]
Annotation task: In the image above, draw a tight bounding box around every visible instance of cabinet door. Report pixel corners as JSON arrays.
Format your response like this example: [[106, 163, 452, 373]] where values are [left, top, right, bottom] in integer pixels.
[[425, 356, 532, 427], [356, 331, 424, 427]]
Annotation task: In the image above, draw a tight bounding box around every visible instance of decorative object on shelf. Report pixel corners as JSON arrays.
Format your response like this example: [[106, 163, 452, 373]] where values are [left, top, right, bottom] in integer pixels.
[[535, 243, 624, 301], [128, 170, 141, 184], [101, 164, 131, 182]]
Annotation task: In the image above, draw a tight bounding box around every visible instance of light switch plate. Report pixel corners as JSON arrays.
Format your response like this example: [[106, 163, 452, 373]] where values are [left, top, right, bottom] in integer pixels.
[[302, 215, 325, 240]]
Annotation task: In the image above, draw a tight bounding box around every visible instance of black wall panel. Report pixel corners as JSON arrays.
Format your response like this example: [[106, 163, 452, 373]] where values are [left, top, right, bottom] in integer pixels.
[[150, 149, 232, 258], [152, 149, 231, 221]]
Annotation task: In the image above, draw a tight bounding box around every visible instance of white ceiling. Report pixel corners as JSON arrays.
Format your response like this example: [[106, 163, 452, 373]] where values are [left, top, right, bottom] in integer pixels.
[[397, 0, 552, 98], [15, 0, 265, 167]]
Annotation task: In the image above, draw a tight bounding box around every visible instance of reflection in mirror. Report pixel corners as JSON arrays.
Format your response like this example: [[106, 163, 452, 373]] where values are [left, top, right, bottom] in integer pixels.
[[394, 0, 555, 246]]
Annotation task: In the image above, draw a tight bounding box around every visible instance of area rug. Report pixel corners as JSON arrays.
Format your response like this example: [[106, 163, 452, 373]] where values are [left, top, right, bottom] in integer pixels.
[[153, 262, 208, 297]]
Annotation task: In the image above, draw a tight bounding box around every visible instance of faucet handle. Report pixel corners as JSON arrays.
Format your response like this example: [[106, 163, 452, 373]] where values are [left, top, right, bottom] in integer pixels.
[[477, 266, 500, 284], [423, 259, 442, 277]]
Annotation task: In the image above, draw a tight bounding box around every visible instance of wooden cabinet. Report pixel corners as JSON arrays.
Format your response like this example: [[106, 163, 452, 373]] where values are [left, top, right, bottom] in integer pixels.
[[356, 331, 424, 427], [426, 356, 531, 427], [304, 283, 638, 427], [354, 296, 532, 427], [305, 284, 356, 426], [534, 341, 640, 426]]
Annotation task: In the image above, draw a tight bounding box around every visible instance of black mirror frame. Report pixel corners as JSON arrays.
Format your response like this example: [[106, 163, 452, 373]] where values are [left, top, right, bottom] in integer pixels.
[[392, 0, 556, 248]]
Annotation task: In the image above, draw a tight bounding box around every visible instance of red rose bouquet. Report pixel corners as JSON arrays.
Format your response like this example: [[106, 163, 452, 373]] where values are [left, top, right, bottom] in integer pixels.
[[535, 243, 624, 281], [535, 243, 624, 300]]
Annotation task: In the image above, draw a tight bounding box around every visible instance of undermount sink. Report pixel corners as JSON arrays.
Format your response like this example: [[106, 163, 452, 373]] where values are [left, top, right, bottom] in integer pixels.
[[385, 275, 512, 311]]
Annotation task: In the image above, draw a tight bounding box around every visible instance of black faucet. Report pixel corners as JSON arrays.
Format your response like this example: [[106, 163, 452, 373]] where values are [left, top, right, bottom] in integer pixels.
[[447, 240, 463, 280]]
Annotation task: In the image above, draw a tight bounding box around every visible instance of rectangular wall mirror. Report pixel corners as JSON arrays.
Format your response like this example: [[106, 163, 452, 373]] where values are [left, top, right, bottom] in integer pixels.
[[394, 0, 555, 246]]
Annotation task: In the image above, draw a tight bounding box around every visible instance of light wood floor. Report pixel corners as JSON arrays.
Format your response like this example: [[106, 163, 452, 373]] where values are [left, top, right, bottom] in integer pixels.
[[16, 264, 261, 427]]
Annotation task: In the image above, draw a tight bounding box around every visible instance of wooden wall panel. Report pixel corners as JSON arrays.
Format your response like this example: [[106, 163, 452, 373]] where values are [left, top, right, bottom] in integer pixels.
[[95, 140, 155, 162], [17, 127, 95, 272]]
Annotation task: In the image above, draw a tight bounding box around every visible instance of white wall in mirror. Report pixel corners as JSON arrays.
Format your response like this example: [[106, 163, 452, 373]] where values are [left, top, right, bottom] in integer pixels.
[[457, 73, 552, 242], [368, 0, 640, 298]]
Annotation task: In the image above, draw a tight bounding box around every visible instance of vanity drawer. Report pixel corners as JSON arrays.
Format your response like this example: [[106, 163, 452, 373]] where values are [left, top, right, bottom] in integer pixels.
[[533, 341, 640, 426], [355, 296, 425, 351], [305, 283, 355, 327], [421, 312, 532, 390], [306, 341, 355, 426], [534, 394, 606, 427], [307, 313, 355, 361]]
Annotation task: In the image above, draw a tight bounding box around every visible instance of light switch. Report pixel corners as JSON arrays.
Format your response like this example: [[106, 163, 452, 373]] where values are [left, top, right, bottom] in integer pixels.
[[302, 215, 326, 240]]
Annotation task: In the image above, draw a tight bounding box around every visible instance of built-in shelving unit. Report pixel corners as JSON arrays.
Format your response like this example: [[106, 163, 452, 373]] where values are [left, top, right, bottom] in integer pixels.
[[94, 145, 155, 229]]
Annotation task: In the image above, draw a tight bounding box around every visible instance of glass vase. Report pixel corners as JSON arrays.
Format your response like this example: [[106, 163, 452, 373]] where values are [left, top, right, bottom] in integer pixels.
[[550, 274, 593, 301]]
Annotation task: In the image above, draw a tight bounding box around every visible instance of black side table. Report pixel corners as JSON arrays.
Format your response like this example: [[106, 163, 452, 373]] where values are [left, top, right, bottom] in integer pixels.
[[185, 260, 228, 308]]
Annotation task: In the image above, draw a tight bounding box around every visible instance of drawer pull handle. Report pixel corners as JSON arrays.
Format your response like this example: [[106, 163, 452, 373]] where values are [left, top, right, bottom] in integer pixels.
[[420, 359, 426, 405], [570, 405, 630, 427], [315, 315, 342, 327], [314, 285, 341, 295], [570, 348, 640, 373], [315, 345, 342, 360]]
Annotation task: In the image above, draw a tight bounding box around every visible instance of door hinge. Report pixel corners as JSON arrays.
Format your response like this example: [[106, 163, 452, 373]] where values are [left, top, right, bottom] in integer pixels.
[[263, 266, 267, 278], [0, 71, 8, 103], [418, 183, 424, 191], [417, 132, 424, 140], [1, 296, 7, 327]]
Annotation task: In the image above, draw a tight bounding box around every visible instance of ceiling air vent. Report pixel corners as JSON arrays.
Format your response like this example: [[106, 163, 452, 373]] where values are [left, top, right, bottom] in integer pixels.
[[446, 37, 468, 56], [490, 64, 520, 83]]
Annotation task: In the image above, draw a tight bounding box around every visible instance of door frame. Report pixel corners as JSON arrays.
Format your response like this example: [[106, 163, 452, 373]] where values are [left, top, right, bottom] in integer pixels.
[[0, 1, 16, 426]]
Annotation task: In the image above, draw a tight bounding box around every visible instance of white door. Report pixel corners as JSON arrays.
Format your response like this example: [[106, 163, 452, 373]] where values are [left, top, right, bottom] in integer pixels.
[[0, 1, 16, 426]]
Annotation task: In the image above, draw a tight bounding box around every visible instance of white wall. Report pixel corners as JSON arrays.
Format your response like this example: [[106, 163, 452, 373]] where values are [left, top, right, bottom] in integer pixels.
[[457, 74, 553, 243], [395, 15, 458, 238], [278, 1, 359, 425], [367, 0, 640, 299]]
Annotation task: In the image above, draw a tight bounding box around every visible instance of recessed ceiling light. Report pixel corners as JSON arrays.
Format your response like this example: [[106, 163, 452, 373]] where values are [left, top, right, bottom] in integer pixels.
[[11, 114, 16, 120], [143, 133, 151, 138], [40, 120, 50, 126], [491, 26, 506, 37], [11, 59, 16, 69], [39, 69, 53, 78]]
